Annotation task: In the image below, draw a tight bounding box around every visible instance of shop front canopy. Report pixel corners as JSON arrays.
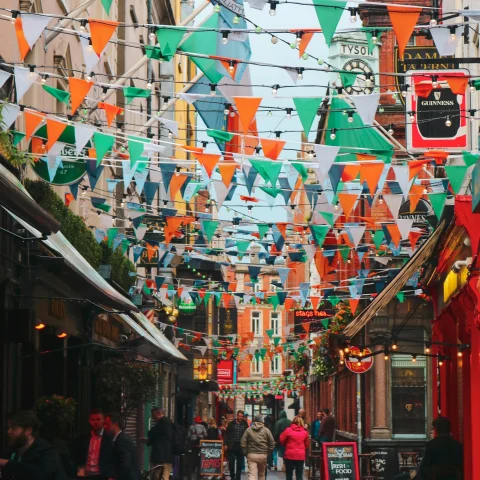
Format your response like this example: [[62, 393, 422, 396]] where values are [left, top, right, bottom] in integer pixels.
[[343, 221, 445, 338]]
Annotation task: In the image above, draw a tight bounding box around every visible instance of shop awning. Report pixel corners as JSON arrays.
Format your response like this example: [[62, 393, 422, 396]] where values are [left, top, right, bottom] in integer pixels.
[[343, 222, 445, 338], [6, 209, 138, 313], [131, 311, 187, 361], [0, 162, 60, 234]]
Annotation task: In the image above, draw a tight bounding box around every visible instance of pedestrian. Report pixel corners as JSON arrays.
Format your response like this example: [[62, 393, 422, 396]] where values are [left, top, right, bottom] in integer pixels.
[[417, 416, 463, 479], [104, 413, 141, 480], [141, 407, 173, 480], [280, 416, 310, 480], [273, 410, 291, 470], [71, 408, 114, 479], [240, 414, 275, 480], [264, 416, 277, 471], [319, 408, 335, 443], [206, 418, 222, 440], [225, 410, 249, 480], [310, 412, 323, 443], [244, 414, 252, 427], [219, 418, 228, 438], [297, 409, 306, 425], [188, 416, 207, 445], [0, 410, 68, 480]]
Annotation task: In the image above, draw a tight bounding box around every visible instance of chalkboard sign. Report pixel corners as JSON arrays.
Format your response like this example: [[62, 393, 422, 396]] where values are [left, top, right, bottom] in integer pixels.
[[322, 442, 360, 480], [368, 448, 399, 480], [199, 440, 224, 477]]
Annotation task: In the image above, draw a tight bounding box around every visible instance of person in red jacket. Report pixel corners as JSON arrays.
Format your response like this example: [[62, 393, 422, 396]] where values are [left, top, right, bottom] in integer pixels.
[[279, 416, 310, 480]]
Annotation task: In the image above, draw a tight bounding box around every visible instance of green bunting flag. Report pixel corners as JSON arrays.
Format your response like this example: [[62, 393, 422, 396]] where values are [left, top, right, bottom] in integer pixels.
[[235, 240, 251, 259], [128, 135, 151, 166], [43, 85, 71, 105], [202, 220, 219, 242], [101, 0, 113, 14], [340, 71, 358, 88], [257, 224, 269, 239], [338, 244, 350, 263], [362, 27, 387, 54], [314, 1, 347, 47], [291, 162, 309, 182], [260, 187, 282, 198], [292, 97, 322, 136], [145, 45, 164, 60], [93, 132, 115, 166], [207, 129, 234, 142], [266, 329, 274, 339], [273, 337, 281, 346], [373, 230, 385, 250], [429, 193, 447, 220], [269, 295, 279, 311], [121, 238, 130, 255], [319, 211, 335, 226], [321, 319, 330, 329], [156, 27, 186, 61], [396, 292, 405, 303], [445, 165, 468, 194], [123, 87, 151, 104], [309, 225, 330, 248], [462, 151, 479, 167], [107, 227, 119, 247], [11, 131, 25, 147], [249, 159, 282, 186]]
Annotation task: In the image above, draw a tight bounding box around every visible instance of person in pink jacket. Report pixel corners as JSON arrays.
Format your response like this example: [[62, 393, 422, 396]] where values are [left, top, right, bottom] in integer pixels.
[[280, 416, 310, 480]]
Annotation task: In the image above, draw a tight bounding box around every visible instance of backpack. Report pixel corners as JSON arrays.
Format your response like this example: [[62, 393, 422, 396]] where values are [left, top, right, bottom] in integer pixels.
[[172, 423, 187, 455], [189, 424, 206, 446]]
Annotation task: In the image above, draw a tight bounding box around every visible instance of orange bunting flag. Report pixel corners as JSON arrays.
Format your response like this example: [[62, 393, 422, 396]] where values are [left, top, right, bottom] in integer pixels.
[[25, 109, 45, 141], [233, 97, 262, 134], [310, 296, 321, 311], [302, 322, 311, 333], [260, 137, 286, 160], [193, 152, 221, 177], [423, 150, 449, 165], [349, 299, 360, 315], [446, 77, 468, 95], [408, 231, 422, 250], [31, 137, 45, 162], [387, 6, 422, 61], [65, 193, 74, 207], [169, 173, 188, 201], [222, 294, 233, 308], [298, 31, 315, 58], [338, 193, 358, 221], [356, 153, 377, 162], [164, 217, 183, 245], [88, 19, 119, 56], [386, 224, 401, 248], [181, 145, 204, 154], [342, 164, 360, 181], [217, 162, 238, 187], [284, 297, 295, 311], [276, 223, 288, 239], [415, 82, 433, 99], [15, 18, 30, 60], [240, 195, 259, 202], [409, 185, 424, 213], [69, 78, 93, 115], [146, 242, 158, 261], [220, 60, 238, 79], [409, 159, 431, 179], [98, 102, 123, 127], [360, 162, 385, 194], [46, 118, 67, 152]]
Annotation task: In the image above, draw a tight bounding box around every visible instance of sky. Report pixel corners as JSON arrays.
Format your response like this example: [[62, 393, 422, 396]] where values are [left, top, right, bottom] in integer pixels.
[[191, 1, 352, 224]]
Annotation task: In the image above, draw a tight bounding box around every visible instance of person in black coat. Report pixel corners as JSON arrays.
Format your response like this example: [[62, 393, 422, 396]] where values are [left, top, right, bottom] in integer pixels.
[[104, 413, 141, 480], [0, 410, 68, 480], [141, 407, 172, 480], [71, 408, 114, 479]]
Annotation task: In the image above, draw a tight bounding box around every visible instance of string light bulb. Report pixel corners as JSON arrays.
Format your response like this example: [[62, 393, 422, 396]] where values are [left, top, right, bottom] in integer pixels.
[[232, 15, 240, 24], [308, 150, 314, 159], [432, 75, 438, 88], [330, 128, 337, 140], [269, 1, 277, 16], [409, 111, 415, 122], [347, 111, 354, 123], [224, 103, 231, 116], [101, 87, 108, 101], [445, 116, 452, 127], [425, 343, 431, 354], [88, 38, 94, 53], [295, 31, 303, 46], [149, 28, 156, 41], [228, 60, 235, 74], [469, 81, 476, 93], [392, 341, 398, 351], [41, 74, 49, 85], [379, 195, 384, 204], [87, 71, 94, 81], [449, 26, 457, 41], [412, 355, 417, 363], [222, 31, 229, 45], [349, 7, 357, 23], [146, 79, 153, 90], [214, 4, 221, 12], [272, 84, 279, 96], [286, 108, 292, 120], [297, 68, 304, 81], [430, 18, 437, 27], [371, 30, 378, 44], [271, 36, 278, 44], [28, 65, 36, 78], [210, 84, 217, 96], [267, 110, 272, 117], [388, 125, 394, 136]]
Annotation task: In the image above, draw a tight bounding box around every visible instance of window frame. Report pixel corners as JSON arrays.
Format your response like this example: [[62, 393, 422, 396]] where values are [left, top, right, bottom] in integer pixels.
[[251, 310, 262, 337], [270, 311, 280, 337], [270, 354, 282, 375]]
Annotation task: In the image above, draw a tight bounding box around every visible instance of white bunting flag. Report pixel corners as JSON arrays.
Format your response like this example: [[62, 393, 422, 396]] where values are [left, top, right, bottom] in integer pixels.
[[392, 165, 412, 199], [211, 180, 230, 209], [177, 93, 206, 105], [74, 123, 96, 155], [122, 161, 137, 193], [248, 0, 268, 10], [134, 224, 148, 241], [80, 36, 102, 72], [303, 244, 316, 261], [157, 117, 179, 136], [430, 26, 463, 57], [396, 218, 414, 240], [0, 71, 11, 90], [134, 169, 148, 195], [346, 225, 366, 249], [383, 194, 404, 219], [21, 14, 51, 49], [314, 144, 340, 176], [0, 103, 20, 130], [14, 66, 38, 101], [195, 346, 208, 356], [349, 93, 380, 125]]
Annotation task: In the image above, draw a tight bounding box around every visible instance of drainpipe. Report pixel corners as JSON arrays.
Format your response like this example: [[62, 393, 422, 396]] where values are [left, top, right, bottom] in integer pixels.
[[147, 0, 153, 139]]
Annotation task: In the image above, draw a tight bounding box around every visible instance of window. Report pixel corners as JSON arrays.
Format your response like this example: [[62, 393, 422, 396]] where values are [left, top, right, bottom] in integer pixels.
[[251, 311, 262, 336], [391, 355, 427, 436], [253, 281, 262, 293], [269, 279, 279, 292], [271, 355, 282, 375], [193, 358, 213, 380], [270, 312, 280, 337], [251, 357, 261, 375]]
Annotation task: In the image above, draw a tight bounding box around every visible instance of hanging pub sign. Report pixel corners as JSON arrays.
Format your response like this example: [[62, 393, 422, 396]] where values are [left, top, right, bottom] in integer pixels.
[[293, 309, 334, 334], [199, 440, 224, 477], [217, 359, 235, 385], [322, 442, 360, 480], [406, 70, 470, 153]]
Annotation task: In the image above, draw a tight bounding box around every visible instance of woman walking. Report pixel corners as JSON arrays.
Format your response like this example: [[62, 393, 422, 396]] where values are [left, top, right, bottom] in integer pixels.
[[280, 416, 310, 480], [206, 418, 222, 440]]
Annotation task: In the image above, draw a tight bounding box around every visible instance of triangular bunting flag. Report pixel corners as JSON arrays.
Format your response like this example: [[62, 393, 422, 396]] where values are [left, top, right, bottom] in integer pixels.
[[88, 19, 119, 56], [233, 97, 262, 134], [69, 78, 93, 115]]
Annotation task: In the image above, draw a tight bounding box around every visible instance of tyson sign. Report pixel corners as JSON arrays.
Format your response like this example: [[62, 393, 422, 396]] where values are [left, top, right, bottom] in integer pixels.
[[406, 70, 471, 153]]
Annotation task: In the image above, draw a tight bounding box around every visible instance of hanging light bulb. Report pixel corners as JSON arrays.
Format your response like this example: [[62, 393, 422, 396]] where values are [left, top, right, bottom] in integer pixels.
[[334, 201, 339, 210], [269, 1, 277, 16], [11, 11, 19, 25], [88, 38, 94, 53], [425, 343, 431, 354], [365, 74, 372, 88], [297, 68, 304, 81], [222, 31, 229, 45], [349, 7, 357, 23], [330, 129, 337, 140], [430, 18, 437, 27], [255, 26, 262, 34], [120, 198, 125, 207], [296, 31, 303, 46], [432, 75, 438, 88], [308, 150, 314, 159], [379, 195, 384, 204], [232, 15, 240, 24], [409, 111, 415, 122], [271, 36, 278, 44], [87, 71, 94, 82], [224, 103, 231, 116], [82, 188, 87, 196], [469, 81, 476, 93], [210, 84, 217, 96], [388, 125, 394, 136], [423, 187, 428, 194], [230, 111, 235, 117], [168, 132, 173, 139], [41, 74, 48, 85], [18, 105, 25, 117], [445, 116, 452, 127], [371, 30, 378, 44], [146, 79, 153, 90], [267, 110, 272, 117], [347, 111, 354, 123], [412, 355, 417, 363], [449, 26, 457, 41], [272, 84, 279, 96], [439, 358, 444, 366], [101, 87, 108, 101], [214, 4, 221, 12], [228, 60, 235, 74], [392, 341, 398, 351], [28, 65, 36, 78], [286, 108, 292, 120], [149, 28, 156, 41]]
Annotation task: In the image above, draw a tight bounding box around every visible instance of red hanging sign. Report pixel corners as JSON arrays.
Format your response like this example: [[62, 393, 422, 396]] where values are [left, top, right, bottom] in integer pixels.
[[345, 346, 373, 374]]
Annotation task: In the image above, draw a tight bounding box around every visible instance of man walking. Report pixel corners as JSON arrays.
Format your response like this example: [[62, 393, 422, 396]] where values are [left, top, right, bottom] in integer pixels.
[[319, 409, 335, 443], [143, 407, 173, 480], [72, 408, 114, 479], [0, 410, 67, 480], [240, 415, 275, 480], [225, 410, 249, 480], [104, 413, 141, 480], [310, 412, 323, 443]]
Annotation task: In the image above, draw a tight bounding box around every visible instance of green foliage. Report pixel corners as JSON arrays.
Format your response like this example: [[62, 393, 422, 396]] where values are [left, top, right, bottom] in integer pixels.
[[35, 395, 77, 437], [95, 357, 159, 418], [24, 180, 136, 291], [0, 102, 29, 168]]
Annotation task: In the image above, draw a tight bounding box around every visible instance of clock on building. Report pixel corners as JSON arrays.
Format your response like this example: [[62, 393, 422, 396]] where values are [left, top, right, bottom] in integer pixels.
[[342, 59, 375, 94]]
